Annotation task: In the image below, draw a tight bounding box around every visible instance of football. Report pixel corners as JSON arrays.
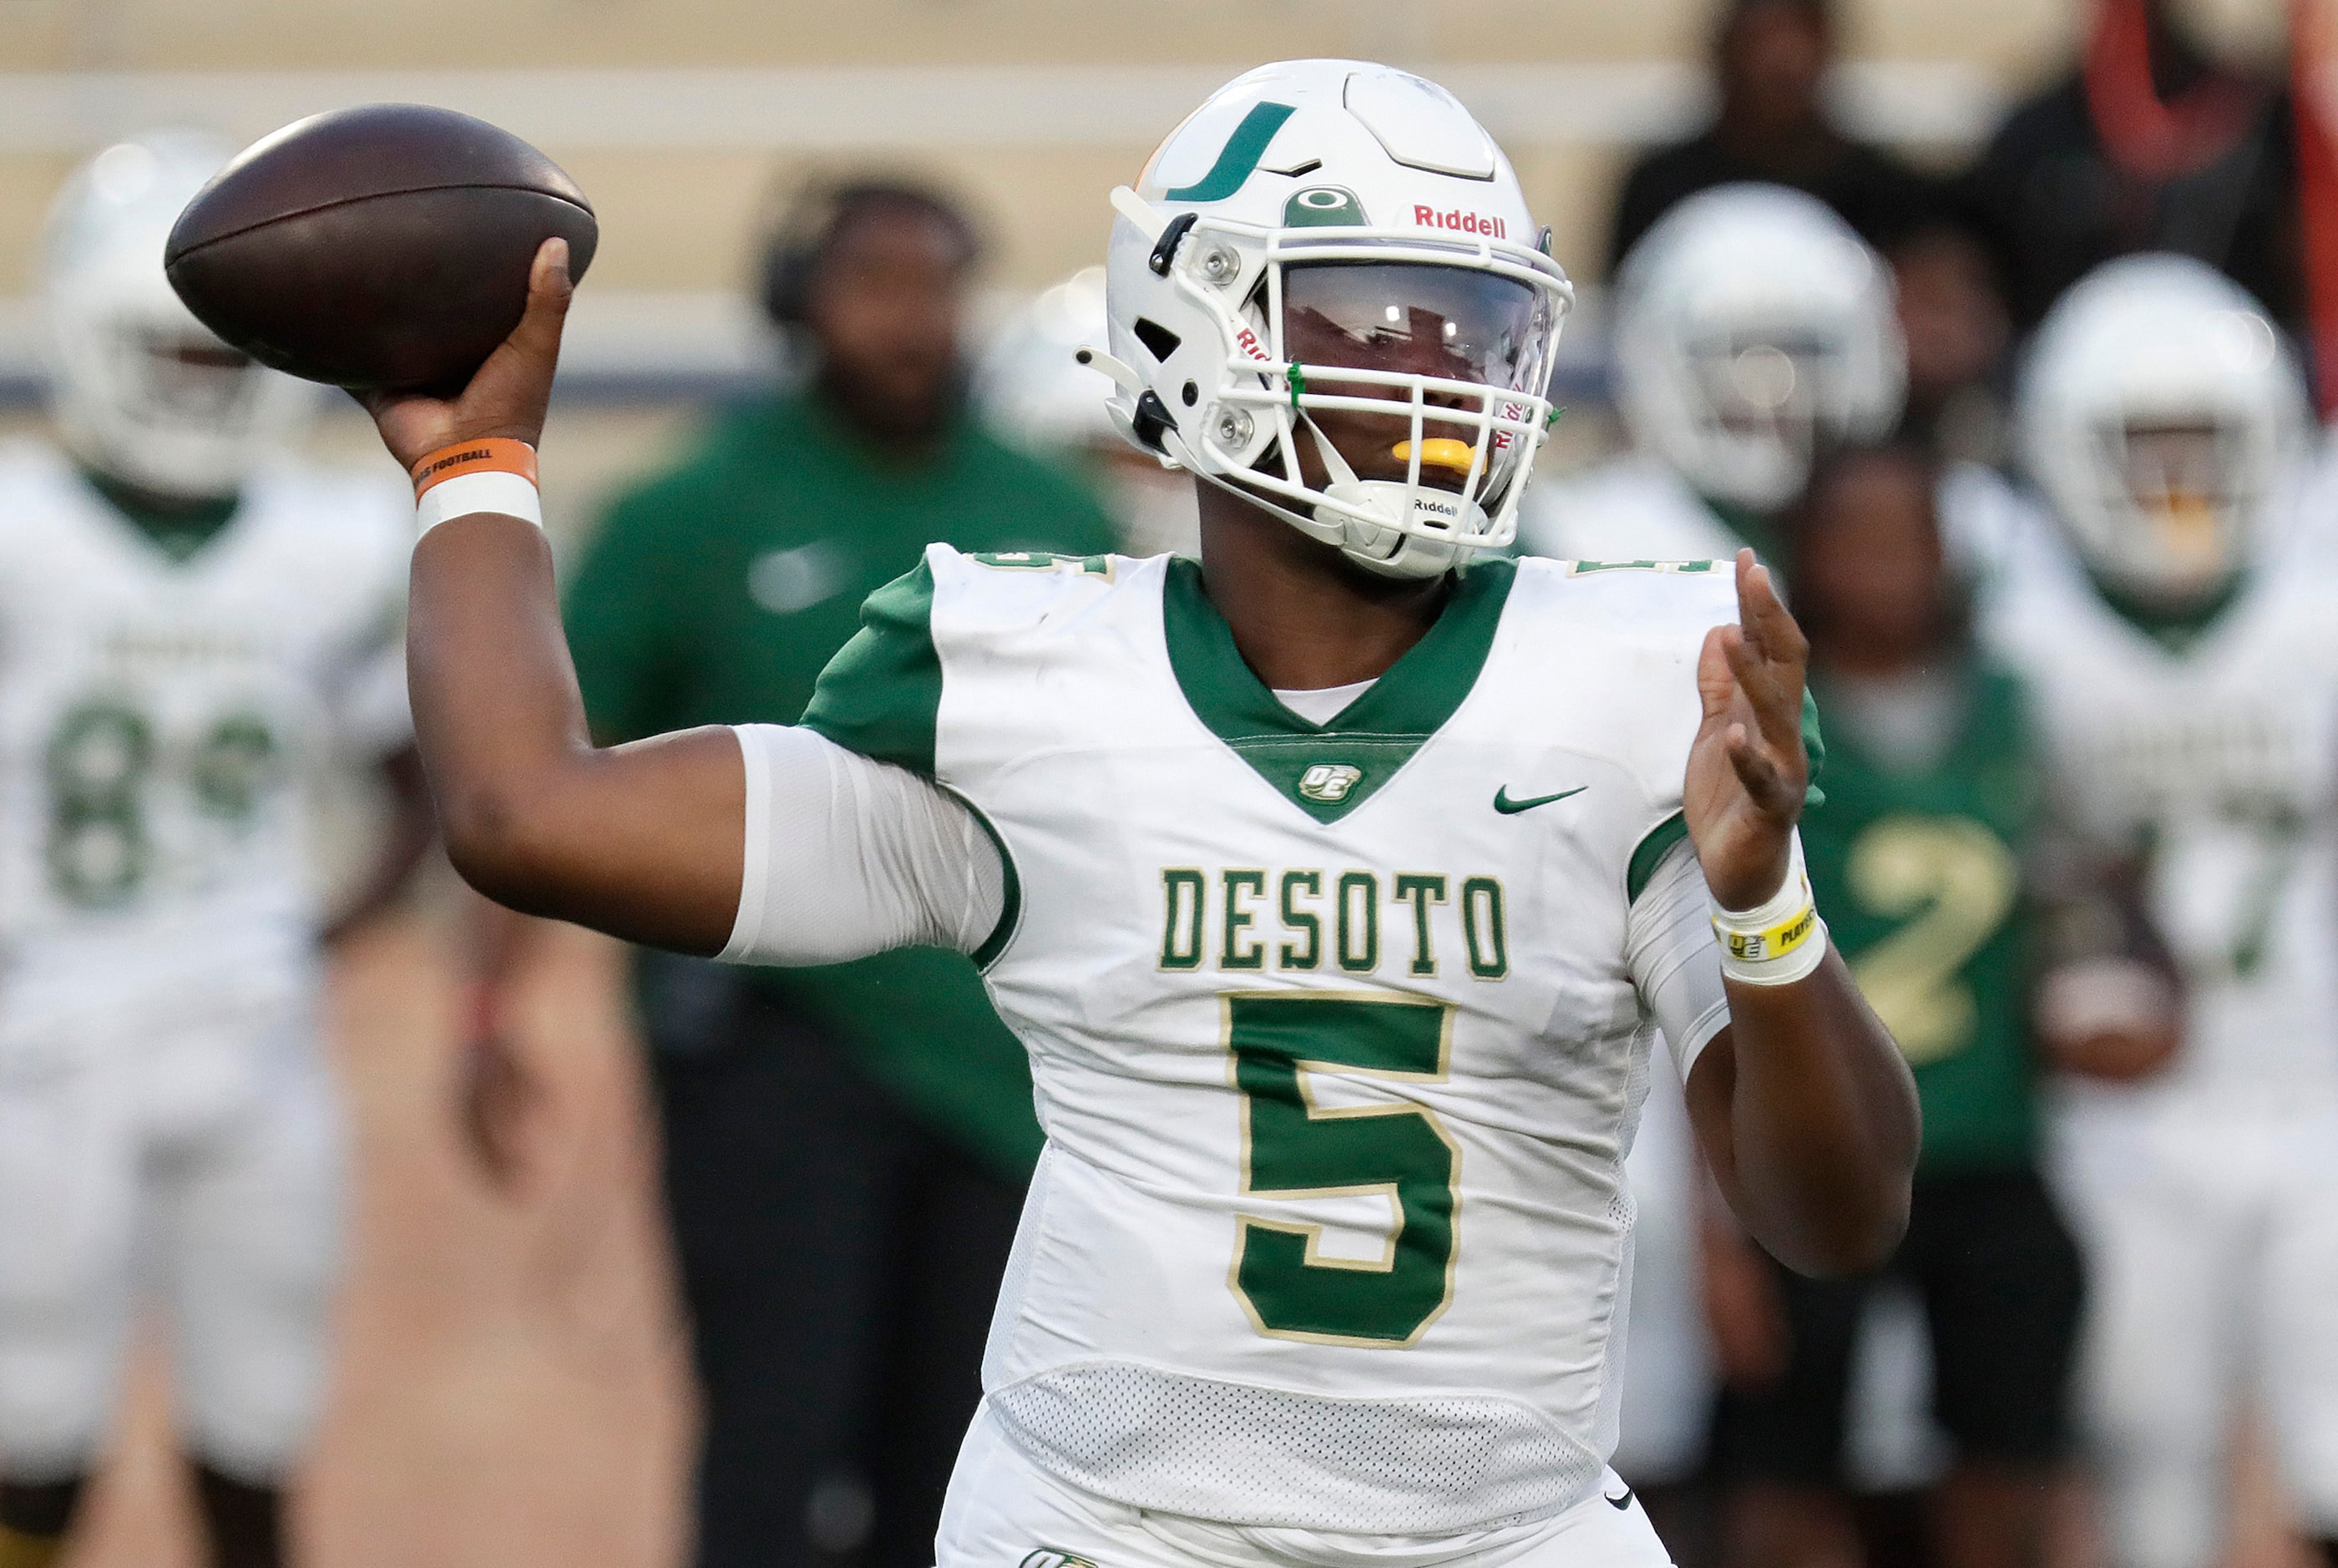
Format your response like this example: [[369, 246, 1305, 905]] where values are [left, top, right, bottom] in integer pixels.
[[164, 104, 597, 392]]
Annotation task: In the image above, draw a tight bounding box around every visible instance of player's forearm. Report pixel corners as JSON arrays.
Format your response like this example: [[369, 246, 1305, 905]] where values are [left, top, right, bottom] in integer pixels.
[[402, 518, 589, 906], [406, 516, 746, 949], [1693, 950, 1918, 1276], [407, 513, 590, 891]]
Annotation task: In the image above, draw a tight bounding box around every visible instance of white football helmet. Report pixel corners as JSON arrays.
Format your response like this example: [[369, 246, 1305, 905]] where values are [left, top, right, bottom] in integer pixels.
[[1094, 60, 1574, 579], [1613, 184, 1905, 511], [2019, 255, 2306, 608], [43, 130, 316, 498]]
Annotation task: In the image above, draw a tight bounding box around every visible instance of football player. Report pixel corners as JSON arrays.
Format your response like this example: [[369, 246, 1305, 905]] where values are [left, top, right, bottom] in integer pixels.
[[1980, 255, 2338, 1568], [1520, 181, 1905, 569], [0, 134, 427, 1568], [361, 61, 1916, 1562]]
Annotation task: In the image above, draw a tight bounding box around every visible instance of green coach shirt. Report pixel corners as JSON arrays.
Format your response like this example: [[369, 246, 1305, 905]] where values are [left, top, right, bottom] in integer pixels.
[[564, 390, 1120, 1180], [1801, 662, 2044, 1175]]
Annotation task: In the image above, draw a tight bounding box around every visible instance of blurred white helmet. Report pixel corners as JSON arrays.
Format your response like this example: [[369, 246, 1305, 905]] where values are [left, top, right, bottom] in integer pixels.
[[977, 266, 1117, 453], [1613, 184, 1905, 511], [1096, 60, 1574, 579], [2019, 255, 2306, 609], [979, 266, 1202, 557], [43, 130, 317, 498]]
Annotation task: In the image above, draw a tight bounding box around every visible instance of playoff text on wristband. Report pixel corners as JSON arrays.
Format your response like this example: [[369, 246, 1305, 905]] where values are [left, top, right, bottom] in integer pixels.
[[1711, 834, 1827, 987], [412, 437, 543, 533]]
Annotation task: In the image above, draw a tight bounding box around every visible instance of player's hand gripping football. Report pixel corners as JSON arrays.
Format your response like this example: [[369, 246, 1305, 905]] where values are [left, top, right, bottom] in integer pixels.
[[1684, 550, 1809, 912], [356, 238, 574, 472]]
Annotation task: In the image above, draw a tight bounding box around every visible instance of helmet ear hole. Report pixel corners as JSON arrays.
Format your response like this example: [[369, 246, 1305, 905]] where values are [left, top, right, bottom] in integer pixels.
[[1132, 319, 1182, 362]]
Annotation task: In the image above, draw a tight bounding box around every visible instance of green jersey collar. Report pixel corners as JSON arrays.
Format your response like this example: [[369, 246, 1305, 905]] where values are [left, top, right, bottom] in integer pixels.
[[80, 466, 241, 565], [1161, 556, 1516, 824], [2089, 567, 2247, 655]]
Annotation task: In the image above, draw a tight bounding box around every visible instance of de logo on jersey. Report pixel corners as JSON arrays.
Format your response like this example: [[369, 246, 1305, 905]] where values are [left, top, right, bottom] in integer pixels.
[[1296, 763, 1362, 803]]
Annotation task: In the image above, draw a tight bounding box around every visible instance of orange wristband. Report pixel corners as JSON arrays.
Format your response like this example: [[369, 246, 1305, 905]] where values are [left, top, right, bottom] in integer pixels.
[[410, 438, 539, 499]]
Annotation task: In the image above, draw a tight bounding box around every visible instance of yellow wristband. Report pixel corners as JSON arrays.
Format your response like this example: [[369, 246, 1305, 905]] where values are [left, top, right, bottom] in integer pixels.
[[1709, 834, 1826, 985], [1721, 900, 1819, 964]]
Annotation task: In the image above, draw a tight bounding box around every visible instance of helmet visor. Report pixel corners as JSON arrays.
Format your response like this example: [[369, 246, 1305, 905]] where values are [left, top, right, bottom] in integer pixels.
[[1686, 330, 1829, 435], [1282, 262, 1546, 393], [119, 326, 265, 432], [1272, 261, 1555, 498], [2102, 417, 2245, 589]]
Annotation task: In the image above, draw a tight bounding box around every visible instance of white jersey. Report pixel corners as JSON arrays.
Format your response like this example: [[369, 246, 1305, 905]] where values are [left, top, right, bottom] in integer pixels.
[[734, 545, 1749, 1533], [1980, 493, 2338, 1108], [0, 442, 411, 1049]]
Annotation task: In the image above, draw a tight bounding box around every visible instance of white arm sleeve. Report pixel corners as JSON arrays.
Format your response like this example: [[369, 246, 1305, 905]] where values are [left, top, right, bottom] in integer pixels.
[[718, 723, 1008, 967], [1626, 836, 1733, 1085]]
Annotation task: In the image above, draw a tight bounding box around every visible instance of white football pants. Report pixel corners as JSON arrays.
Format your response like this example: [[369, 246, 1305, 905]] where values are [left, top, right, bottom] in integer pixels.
[[0, 999, 344, 1484], [938, 1403, 1676, 1568], [2052, 1098, 2338, 1568]]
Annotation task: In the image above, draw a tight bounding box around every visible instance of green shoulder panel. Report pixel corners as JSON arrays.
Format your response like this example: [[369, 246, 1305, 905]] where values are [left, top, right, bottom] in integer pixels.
[[1625, 686, 1827, 903], [1627, 813, 1693, 903], [798, 555, 1030, 967], [800, 557, 943, 776]]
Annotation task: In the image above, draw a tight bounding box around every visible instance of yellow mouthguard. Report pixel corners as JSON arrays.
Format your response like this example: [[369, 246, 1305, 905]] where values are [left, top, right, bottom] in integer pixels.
[[2147, 492, 2220, 569], [1393, 438, 1479, 475]]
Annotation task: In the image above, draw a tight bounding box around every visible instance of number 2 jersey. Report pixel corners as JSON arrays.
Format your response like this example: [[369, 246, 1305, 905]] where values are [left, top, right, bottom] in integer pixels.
[[722, 546, 1769, 1533], [0, 442, 412, 1052], [1980, 503, 2338, 1110]]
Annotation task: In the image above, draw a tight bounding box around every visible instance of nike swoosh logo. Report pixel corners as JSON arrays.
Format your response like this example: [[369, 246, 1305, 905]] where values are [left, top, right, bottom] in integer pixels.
[[1606, 1485, 1635, 1510], [1493, 785, 1587, 815]]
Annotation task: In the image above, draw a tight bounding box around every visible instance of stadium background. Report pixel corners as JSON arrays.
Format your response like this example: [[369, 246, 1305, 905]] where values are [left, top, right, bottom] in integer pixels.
[[0, 0, 2320, 1562]]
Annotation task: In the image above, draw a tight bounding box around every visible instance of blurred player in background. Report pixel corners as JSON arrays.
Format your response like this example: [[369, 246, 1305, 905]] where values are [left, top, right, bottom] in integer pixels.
[[1981, 255, 2338, 1568], [1713, 443, 2091, 1568], [0, 133, 428, 1568], [1522, 183, 1905, 571], [975, 266, 1199, 558], [529, 176, 1116, 1566]]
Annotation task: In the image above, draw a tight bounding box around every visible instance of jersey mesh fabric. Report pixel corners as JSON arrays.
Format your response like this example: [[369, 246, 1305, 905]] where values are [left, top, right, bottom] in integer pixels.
[[988, 1363, 1600, 1531]]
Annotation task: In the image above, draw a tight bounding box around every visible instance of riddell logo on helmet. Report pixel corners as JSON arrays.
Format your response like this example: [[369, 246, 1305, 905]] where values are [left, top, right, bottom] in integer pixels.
[[1414, 206, 1508, 239], [1234, 325, 1270, 362]]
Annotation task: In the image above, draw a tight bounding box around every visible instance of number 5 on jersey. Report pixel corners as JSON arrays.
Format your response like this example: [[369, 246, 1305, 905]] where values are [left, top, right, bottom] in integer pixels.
[[1227, 992, 1459, 1348]]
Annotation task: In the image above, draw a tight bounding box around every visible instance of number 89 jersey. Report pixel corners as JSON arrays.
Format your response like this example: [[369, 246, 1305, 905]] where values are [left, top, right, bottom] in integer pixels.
[[1981, 514, 2338, 1108], [798, 546, 1748, 1534], [0, 443, 410, 1044]]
